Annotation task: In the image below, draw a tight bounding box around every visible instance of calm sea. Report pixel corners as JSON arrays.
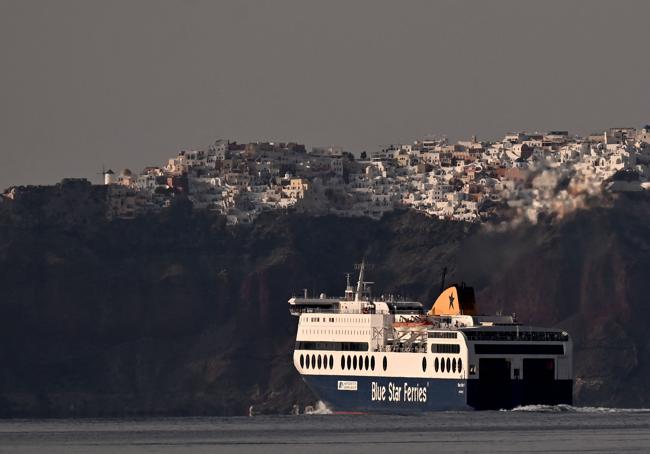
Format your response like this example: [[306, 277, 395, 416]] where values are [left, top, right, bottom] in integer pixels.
[[1, 406, 649, 453]]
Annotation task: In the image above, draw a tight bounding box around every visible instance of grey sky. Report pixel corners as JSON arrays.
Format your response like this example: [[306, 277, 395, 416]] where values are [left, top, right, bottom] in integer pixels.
[[1, 0, 649, 188]]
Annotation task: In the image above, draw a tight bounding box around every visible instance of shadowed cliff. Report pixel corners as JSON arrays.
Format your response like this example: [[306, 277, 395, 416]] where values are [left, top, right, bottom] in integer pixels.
[[0, 191, 648, 416]]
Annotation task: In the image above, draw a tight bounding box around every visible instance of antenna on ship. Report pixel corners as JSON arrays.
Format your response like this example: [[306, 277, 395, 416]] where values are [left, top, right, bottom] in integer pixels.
[[354, 259, 375, 301], [345, 273, 354, 301], [439, 267, 448, 293], [354, 260, 366, 301]]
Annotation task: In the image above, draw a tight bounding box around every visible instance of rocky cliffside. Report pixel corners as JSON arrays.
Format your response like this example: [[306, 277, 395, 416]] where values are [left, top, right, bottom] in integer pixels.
[[0, 191, 648, 416]]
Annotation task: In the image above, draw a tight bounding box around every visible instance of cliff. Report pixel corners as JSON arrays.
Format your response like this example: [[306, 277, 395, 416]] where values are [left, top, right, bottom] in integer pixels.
[[0, 191, 648, 416]]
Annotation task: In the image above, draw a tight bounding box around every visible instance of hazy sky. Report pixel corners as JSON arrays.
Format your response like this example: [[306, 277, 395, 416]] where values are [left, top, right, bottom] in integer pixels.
[[1, 0, 649, 188]]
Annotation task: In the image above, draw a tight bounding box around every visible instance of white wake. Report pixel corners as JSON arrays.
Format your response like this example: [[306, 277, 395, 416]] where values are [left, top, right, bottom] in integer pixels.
[[507, 404, 650, 413], [304, 401, 333, 415]]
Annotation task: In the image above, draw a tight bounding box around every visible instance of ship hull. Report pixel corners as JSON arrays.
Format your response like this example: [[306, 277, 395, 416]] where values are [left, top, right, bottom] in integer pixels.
[[302, 374, 470, 412], [301, 374, 572, 412], [466, 377, 573, 410]]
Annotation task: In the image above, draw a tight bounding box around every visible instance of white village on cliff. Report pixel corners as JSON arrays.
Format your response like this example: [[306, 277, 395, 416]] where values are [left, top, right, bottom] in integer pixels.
[[4, 126, 650, 225]]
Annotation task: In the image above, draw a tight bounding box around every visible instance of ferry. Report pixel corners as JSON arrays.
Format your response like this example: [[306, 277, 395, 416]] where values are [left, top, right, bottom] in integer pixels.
[[289, 262, 573, 411]]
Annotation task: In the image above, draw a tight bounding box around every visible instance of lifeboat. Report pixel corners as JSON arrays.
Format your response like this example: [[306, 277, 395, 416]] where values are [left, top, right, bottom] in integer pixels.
[[393, 316, 433, 332]]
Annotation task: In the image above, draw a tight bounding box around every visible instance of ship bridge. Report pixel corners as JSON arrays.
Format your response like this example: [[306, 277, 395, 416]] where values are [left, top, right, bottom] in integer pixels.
[[289, 261, 423, 316]]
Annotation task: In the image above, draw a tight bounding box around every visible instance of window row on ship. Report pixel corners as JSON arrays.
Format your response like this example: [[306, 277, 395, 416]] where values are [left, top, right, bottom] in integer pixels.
[[304, 316, 369, 324], [297, 352, 463, 375], [300, 328, 372, 336], [297, 341, 463, 355]]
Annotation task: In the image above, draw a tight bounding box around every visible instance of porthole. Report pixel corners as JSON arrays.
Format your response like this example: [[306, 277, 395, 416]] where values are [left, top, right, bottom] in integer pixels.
[[383, 356, 388, 371], [312, 355, 316, 370], [358, 355, 363, 370], [347, 355, 352, 370], [452, 358, 457, 373], [441, 358, 446, 372], [422, 357, 427, 372], [364, 356, 369, 370], [435, 357, 439, 372], [306, 355, 310, 369], [458, 358, 463, 373], [341, 355, 346, 370], [371, 356, 376, 371], [318, 355, 322, 369], [353, 355, 358, 370], [300, 354, 304, 368], [446, 357, 451, 373], [329, 355, 334, 369]]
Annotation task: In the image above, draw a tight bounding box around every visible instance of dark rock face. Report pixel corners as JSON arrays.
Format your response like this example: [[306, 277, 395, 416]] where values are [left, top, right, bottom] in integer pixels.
[[0, 192, 649, 416]]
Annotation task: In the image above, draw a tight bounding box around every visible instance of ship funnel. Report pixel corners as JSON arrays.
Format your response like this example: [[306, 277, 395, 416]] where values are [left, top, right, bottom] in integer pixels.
[[427, 283, 477, 316]]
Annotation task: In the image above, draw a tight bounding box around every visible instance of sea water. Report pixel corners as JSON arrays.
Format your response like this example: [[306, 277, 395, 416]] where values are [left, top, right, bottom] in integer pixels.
[[1, 406, 649, 453]]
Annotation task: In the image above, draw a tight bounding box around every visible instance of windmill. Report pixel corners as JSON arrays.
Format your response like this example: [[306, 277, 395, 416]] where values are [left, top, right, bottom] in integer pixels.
[[97, 165, 114, 185]]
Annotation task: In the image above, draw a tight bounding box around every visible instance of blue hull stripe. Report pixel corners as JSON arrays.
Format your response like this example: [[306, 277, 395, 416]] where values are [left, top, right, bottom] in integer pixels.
[[302, 374, 470, 412]]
